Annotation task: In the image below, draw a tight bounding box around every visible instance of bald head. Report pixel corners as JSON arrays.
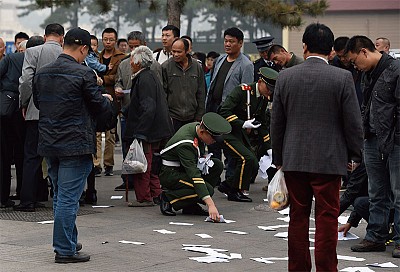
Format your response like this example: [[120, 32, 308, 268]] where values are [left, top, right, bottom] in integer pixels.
[[375, 37, 390, 54], [0, 38, 5, 60]]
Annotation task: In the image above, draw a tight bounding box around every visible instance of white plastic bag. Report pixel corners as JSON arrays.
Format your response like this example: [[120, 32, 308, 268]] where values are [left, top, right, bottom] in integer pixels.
[[267, 169, 289, 211], [122, 139, 147, 174]]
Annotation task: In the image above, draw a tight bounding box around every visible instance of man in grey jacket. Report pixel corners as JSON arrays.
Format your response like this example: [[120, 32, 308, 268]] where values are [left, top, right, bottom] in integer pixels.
[[271, 23, 363, 271], [14, 23, 64, 212]]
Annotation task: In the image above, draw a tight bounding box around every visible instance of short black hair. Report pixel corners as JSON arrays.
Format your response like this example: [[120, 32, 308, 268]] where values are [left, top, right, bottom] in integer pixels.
[[45, 23, 64, 37], [333, 36, 349, 52], [102, 28, 118, 39], [224, 27, 244, 42], [302, 23, 334, 55], [90, 35, 98, 42], [206, 51, 220, 59], [162, 25, 180, 38], [117, 38, 128, 46], [345, 35, 376, 54], [267, 44, 286, 59], [172, 38, 189, 51], [14, 32, 29, 43], [26, 36, 45, 49]]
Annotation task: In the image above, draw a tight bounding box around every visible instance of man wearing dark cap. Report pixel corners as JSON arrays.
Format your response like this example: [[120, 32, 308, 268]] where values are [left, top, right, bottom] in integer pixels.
[[218, 67, 278, 202], [32, 27, 113, 263], [159, 112, 231, 221], [252, 36, 277, 81]]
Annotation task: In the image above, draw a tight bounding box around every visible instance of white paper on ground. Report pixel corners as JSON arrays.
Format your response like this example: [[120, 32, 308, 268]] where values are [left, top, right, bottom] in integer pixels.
[[182, 246, 228, 253], [111, 196, 123, 199], [153, 229, 176, 234], [224, 230, 248, 235], [229, 253, 242, 259], [366, 262, 398, 268], [274, 232, 288, 238], [37, 220, 54, 224], [277, 216, 290, 222], [195, 233, 213, 239], [338, 231, 359, 241], [338, 215, 350, 225], [263, 198, 268, 202], [263, 257, 289, 261], [169, 222, 194, 226], [340, 267, 375, 272], [278, 207, 290, 215], [204, 215, 235, 223], [182, 244, 211, 247], [258, 224, 289, 231], [251, 257, 274, 264], [118, 240, 145, 245], [189, 256, 229, 263], [92, 205, 114, 208], [337, 255, 365, 262]]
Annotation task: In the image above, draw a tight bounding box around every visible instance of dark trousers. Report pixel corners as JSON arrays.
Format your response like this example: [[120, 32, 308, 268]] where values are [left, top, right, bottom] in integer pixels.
[[20, 121, 44, 205], [0, 111, 26, 204], [285, 171, 341, 272], [171, 118, 193, 134]]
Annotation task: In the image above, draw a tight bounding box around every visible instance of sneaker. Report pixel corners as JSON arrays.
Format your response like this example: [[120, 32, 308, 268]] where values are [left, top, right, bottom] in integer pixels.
[[94, 167, 102, 177], [114, 183, 134, 191], [128, 200, 155, 207], [393, 245, 400, 258], [351, 239, 386, 252], [55, 252, 90, 263], [104, 166, 113, 176]]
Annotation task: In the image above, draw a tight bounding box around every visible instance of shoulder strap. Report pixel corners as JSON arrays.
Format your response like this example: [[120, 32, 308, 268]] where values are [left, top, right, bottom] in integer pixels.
[[160, 140, 197, 155], [156, 50, 161, 61]]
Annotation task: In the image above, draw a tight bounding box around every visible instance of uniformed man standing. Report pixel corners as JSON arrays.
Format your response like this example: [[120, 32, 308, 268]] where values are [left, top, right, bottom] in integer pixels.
[[218, 67, 279, 202], [159, 112, 231, 220], [252, 36, 277, 81]]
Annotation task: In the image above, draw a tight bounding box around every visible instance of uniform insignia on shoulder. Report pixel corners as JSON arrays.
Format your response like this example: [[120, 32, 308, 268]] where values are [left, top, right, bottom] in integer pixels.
[[241, 84, 252, 91]]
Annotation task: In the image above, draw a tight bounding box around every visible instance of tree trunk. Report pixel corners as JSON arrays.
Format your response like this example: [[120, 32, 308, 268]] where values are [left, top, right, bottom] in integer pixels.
[[71, 4, 79, 28], [167, 0, 181, 29]]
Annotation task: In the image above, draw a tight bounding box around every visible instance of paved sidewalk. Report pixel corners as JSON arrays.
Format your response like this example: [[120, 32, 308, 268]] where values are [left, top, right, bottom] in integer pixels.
[[1, 148, 399, 271]]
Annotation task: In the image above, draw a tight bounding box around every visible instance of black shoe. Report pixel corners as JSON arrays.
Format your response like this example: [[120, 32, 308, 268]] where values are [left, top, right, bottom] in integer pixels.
[[217, 181, 231, 195], [35, 202, 45, 208], [84, 190, 97, 205], [55, 252, 90, 263], [94, 167, 102, 177], [160, 192, 176, 216], [13, 203, 35, 212], [9, 194, 20, 200], [76, 243, 82, 252], [153, 195, 161, 205], [351, 239, 386, 252], [104, 166, 113, 176], [0, 200, 15, 208], [114, 183, 134, 191], [182, 204, 208, 216], [227, 191, 253, 202]]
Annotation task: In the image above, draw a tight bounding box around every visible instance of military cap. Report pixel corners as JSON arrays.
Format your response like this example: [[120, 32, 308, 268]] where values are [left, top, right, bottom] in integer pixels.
[[252, 36, 274, 52], [201, 112, 232, 142], [258, 67, 278, 90]]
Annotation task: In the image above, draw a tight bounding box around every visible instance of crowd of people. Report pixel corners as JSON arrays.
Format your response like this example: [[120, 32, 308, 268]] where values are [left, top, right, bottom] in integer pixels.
[[0, 21, 399, 270]]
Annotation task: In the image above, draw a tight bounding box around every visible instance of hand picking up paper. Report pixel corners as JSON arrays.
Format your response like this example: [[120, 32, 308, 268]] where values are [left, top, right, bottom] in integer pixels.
[[242, 118, 261, 129], [205, 215, 235, 223]]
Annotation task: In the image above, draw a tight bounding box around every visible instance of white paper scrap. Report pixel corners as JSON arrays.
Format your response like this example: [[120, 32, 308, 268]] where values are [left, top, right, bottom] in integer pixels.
[[182, 244, 211, 247], [111, 196, 123, 200], [277, 216, 290, 222], [229, 253, 242, 259], [258, 224, 289, 231], [278, 207, 290, 215], [250, 257, 274, 264], [338, 215, 350, 225], [340, 267, 375, 272], [118, 240, 145, 245], [337, 255, 365, 262], [153, 229, 176, 234], [92, 205, 113, 208], [264, 257, 289, 261], [338, 231, 359, 241], [169, 222, 194, 226], [189, 256, 229, 263], [37, 220, 54, 224], [204, 215, 236, 223], [274, 232, 288, 238], [366, 262, 398, 268], [263, 198, 268, 202], [224, 230, 248, 235], [195, 233, 213, 239], [182, 246, 228, 253]]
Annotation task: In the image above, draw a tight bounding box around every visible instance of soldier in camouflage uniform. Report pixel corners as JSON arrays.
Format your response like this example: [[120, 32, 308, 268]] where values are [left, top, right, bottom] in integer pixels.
[[218, 67, 278, 202], [159, 112, 231, 220]]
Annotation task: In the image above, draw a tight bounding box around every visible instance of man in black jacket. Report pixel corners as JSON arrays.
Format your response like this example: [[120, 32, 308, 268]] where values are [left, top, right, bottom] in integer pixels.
[[32, 27, 113, 263]]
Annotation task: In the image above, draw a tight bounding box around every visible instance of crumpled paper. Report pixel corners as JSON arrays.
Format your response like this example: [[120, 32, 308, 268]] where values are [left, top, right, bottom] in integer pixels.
[[258, 155, 272, 179], [197, 153, 214, 175]]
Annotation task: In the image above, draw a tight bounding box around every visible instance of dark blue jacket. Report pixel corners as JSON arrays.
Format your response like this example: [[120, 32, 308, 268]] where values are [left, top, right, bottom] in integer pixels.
[[32, 53, 113, 157]]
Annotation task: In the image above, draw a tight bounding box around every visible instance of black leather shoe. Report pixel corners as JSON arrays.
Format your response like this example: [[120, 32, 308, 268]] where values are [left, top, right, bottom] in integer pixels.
[[76, 243, 82, 252], [160, 192, 176, 216], [9, 194, 20, 200], [84, 190, 97, 205], [217, 181, 231, 195], [182, 204, 208, 216], [153, 195, 161, 205], [35, 202, 45, 208], [0, 200, 15, 208], [227, 191, 253, 202], [13, 203, 35, 212], [55, 252, 90, 263], [114, 183, 134, 191]]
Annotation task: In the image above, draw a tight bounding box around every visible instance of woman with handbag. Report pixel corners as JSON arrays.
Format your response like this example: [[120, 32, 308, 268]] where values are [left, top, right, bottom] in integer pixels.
[[123, 46, 173, 207]]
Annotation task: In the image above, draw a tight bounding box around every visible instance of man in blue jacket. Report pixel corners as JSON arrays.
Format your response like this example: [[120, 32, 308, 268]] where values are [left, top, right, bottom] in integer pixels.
[[32, 27, 113, 263]]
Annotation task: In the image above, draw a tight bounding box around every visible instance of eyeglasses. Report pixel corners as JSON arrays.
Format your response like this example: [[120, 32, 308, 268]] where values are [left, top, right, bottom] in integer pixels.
[[350, 51, 362, 66], [103, 38, 115, 43]]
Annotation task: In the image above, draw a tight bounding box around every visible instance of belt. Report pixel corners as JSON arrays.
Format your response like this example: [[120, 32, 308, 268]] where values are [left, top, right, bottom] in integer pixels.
[[162, 160, 181, 167]]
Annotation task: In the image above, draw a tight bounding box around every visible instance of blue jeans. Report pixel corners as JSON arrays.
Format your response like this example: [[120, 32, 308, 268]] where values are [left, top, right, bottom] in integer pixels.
[[364, 137, 400, 246], [46, 155, 92, 256]]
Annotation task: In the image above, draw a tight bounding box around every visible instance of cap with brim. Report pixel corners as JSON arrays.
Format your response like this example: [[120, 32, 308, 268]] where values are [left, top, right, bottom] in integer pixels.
[[258, 67, 278, 91], [64, 27, 93, 52], [201, 112, 231, 143], [252, 36, 274, 52]]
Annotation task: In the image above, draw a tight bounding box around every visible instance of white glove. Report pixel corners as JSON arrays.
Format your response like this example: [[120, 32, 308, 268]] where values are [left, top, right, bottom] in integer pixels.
[[242, 118, 261, 129], [267, 149, 273, 158]]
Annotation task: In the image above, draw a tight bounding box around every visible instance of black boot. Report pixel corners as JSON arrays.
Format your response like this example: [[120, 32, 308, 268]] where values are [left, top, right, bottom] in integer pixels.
[[84, 190, 97, 205], [160, 192, 176, 216]]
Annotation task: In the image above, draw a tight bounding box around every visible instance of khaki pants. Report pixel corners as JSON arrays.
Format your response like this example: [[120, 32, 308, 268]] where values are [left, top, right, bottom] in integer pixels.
[[93, 130, 115, 168]]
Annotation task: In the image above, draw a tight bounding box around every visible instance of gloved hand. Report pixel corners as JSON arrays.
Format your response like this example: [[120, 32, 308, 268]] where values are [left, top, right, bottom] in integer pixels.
[[242, 118, 261, 129]]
